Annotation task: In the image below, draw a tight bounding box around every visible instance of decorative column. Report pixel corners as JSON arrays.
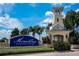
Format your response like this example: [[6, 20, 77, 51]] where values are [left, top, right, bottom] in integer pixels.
[[51, 34, 54, 47]]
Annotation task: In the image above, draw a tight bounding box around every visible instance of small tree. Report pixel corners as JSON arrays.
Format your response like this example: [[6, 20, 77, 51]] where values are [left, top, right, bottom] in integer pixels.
[[11, 28, 19, 37]]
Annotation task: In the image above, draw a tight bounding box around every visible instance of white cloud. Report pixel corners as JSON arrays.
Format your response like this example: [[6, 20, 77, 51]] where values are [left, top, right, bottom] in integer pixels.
[[75, 9, 79, 12], [39, 11, 53, 27], [0, 3, 15, 16], [45, 11, 53, 16], [0, 14, 23, 30], [0, 29, 12, 39], [40, 23, 47, 27], [62, 12, 66, 18], [0, 4, 23, 39], [64, 4, 75, 9], [39, 18, 52, 27], [43, 18, 52, 23], [0, 4, 22, 30], [64, 5, 71, 9], [0, 14, 23, 39]]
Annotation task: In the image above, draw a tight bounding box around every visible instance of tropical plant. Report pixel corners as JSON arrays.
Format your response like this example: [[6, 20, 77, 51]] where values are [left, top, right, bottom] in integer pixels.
[[20, 28, 29, 35], [36, 26, 44, 40], [11, 28, 19, 37], [29, 26, 37, 37], [46, 23, 52, 30]]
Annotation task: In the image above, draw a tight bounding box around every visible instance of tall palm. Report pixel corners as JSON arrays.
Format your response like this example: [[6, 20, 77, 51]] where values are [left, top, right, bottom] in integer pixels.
[[29, 26, 37, 37], [36, 26, 44, 40], [46, 23, 52, 30], [20, 28, 29, 35]]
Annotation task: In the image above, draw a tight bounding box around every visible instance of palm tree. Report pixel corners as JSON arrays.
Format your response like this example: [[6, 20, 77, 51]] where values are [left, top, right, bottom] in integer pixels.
[[46, 23, 52, 30], [29, 25, 44, 38], [20, 28, 29, 35], [36, 26, 44, 40], [29, 26, 37, 37]]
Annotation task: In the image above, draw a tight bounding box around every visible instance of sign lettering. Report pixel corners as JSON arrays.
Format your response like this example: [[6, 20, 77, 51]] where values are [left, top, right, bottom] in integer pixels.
[[10, 36, 39, 46]]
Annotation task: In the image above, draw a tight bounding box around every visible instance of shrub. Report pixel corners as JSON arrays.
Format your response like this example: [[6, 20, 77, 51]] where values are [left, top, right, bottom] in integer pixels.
[[53, 40, 71, 51], [69, 37, 78, 44], [0, 40, 5, 42]]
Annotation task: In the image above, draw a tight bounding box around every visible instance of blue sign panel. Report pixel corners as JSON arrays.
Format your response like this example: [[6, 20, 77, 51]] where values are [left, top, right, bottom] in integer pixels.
[[10, 36, 39, 46]]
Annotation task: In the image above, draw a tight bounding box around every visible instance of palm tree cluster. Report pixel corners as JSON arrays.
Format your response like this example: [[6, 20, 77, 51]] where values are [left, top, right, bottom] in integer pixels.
[[20, 28, 29, 35], [11, 25, 44, 40]]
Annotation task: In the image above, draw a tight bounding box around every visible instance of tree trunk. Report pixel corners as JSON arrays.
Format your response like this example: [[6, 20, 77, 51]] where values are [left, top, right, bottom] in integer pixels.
[[39, 34, 42, 45], [39, 34, 41, 40], [32, 33, 35, 37]]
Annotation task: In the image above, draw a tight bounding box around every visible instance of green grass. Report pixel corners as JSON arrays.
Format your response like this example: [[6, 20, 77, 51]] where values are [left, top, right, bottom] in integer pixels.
[[0, 46, 54, 55]]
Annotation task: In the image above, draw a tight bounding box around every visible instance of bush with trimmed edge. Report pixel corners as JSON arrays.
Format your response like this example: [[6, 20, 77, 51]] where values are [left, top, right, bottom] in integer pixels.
[[53, 40, 71, 51]]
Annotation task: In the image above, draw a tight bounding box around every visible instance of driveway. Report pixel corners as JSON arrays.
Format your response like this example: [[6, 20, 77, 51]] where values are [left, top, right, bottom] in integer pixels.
[[17, 49, 79, 56]]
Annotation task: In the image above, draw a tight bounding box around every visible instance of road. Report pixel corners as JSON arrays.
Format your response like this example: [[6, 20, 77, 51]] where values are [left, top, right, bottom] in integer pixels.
[[17, 49, 79, 56]]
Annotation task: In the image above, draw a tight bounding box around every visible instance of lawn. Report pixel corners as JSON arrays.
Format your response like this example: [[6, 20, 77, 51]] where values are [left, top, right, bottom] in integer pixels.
[[0, 46, 54, 56]]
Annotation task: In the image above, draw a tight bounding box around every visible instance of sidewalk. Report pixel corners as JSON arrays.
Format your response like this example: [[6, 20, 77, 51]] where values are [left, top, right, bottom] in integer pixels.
[[19, 49, 79, 56]]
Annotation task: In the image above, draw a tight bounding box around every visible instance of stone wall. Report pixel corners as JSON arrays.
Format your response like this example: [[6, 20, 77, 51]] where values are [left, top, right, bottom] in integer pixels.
[[0, 42, 9, 47]]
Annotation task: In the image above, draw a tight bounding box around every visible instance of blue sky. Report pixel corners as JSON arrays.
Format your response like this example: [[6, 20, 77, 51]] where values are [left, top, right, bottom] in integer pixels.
[[10, 3, 53, 27], [0, 3, 79, 39], [0, 3, 79, 28]]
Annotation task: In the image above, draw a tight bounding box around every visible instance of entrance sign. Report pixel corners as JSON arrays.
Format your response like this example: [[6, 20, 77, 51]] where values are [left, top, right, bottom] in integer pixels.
[[10, 36, 39, 46]]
